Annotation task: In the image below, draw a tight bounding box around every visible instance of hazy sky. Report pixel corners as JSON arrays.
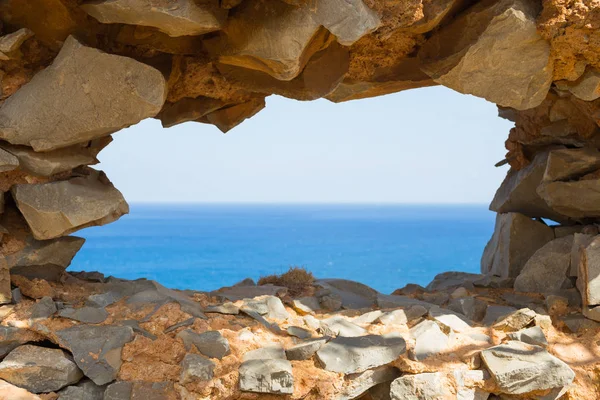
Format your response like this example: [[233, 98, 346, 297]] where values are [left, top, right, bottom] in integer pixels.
[[98, 86, 512, 204]]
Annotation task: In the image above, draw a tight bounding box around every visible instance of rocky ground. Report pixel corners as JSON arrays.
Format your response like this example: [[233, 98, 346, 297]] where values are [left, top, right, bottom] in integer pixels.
[[0, 270, 598, 400]]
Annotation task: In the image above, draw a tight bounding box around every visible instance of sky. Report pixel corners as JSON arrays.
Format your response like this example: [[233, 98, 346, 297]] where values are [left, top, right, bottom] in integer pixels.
[[97, 86, 513, 204]]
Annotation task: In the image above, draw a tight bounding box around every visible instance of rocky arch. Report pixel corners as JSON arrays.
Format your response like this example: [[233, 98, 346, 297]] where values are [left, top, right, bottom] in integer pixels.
[[0, 0, 600, 320]]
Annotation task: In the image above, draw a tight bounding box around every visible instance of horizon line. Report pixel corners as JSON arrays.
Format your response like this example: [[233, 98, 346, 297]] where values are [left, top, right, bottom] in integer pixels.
[[125, 201, 491, 206]]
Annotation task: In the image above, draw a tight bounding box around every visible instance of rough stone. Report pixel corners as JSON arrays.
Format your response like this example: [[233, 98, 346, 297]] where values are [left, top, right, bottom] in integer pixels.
[[82, 0, 227, 37], [428, 306, 472, 332], [0, 36, 167, 151], [320, 315, 368, 337], [103, 381, 174, 400], [243, 345, 286, 361], [86, 292, 123, 308], [481, 341, 575, 395], [0, 326, 37, 358], [514, 236, 573, 293], [562, 314, 600, 332], [214, 284, 287, 302], [426, 271, 481, 291], [30, 296, 57, 319], [390, 372, 448, 400], [377, 309, 410, 326], [176, 330, 229, 359], [200, 97, 266, 133], [409, 320, 449, 361], [0, 379, 42, 400], [179, 353, 215, 384], [419, 0, 552, 110], [316, 278, 379, 309], [0, 257, 10, 305], [542, 148, 600, 183], [578, 236, 600, 307], [493, 308, 536, 332], [0, 148, 19, 172], [239, 358, 294, 394], [507, 326, 548, 347], [316, 333, 406, 374], [291, 297, 321, 315], [286, 326, 311, 339], [204, 302, 239, 315], [0, 28, 34, 55], [481, 213, 555, 278], [538, 180, 600, 220], [58, 307, 109, 324], [449, 297, 488, 322], [571, 233, 594, 277], [285, 338, 327, 361], [482, 306, 518, 326], [336, 366, 401, 400], [12, 169, 128, 240], [0, 345, 83, 393], [56, 379, 106, 400], [56, 325, 134, 385], [557, 68, 600, 101]]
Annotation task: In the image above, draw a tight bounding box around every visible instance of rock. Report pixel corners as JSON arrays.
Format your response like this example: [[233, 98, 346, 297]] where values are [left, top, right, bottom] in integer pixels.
[[86, 292, 123, 308], [507, 326, 548, 347], [82, 0, 227, 37], [56, 325, 134, 385], [57, 379, 106, 400], [545, 295, 569, 314], [286, 326, 312, 339], [449, 297, 488, 322], [320, 316, 367, 337], [316, 334, 406, 374], [419, 0, 552, 110], [353, 310, 384, 325], [30, 296, 57, 319], [514, 236, 573, 293], [377, 309, 410, 326], [454, 370, 491, 400], [562, 314, 600, 332], [176, 330, 230, 360], [481, 341, 575, 395], [473, 275, 514, 289], [120, 320, 157, 340], [542, 148, 600, 183], [292, 297, 321, 315], [426, 271, 482, 291], [13, 169, 128, 240], [336, 366, 401, 400], [179, 353, 215, 384], [285, 338, 327, 361], [390, 372, 448, 400], [421, 291, 450, 306], [244, 345, 286, 361], [0, 257, 9, 305], [214, 284, 287, 302], [264, 296, 290, 321], [103, 381, 174, 400], [428, 306, 472, 332], [377, 294, 435, 310], [493, 308, 536, 332], [570, 233, 594, 277], [316, 278, 379, 309], [0, 28, 34, 55], [0, 379, 42, 400], [10, 288, 21, 303], [158, 96, 231, 128], [557, 67, 600, 101], [538, 180, 600, 219], [239, 359, 294, 394], [0, 327, 37, 358], [0, 345, 83, 393], [391, 283, 427, 296], [164, 317, 195, 334], [0, 148, 19, 172], [200, 97, 266, 133], [583, 305, 600, 322], [320, 294, 343, 311], [451, 287, 470, 299], [481, 213, 555, 278], [58, 307, 109, 324], [578, 236, 600, 307], [482, 306, 517, 326], [409, 320, 449, 361], [204, 302, 239, 315], [0, 36, 166, 151], [501, 293, 543, 309], [7, 236, 85, 281]]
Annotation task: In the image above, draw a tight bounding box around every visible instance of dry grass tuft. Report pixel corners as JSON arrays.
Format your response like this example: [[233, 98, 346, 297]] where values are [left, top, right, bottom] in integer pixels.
[[258, 266, 315, 296]]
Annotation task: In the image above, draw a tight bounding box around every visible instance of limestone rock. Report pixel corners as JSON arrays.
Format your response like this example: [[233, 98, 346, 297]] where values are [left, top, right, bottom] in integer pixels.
[[30, 296, 57, 319], [158, 97, 231, 128], [449, 297, 488, 322], [0, 327, 37, 358], [82, 0, 227, 37], [56, 325, 134, 385], [285, 338, 327, 361], [320, 316, 367, 337], [542, 148, 600, 183], [428, 306, 472, 332], [426, 271, 482, 291], [390, 373, 448, 400], [243, 345, 286, 361], [557, 68, 600, 101], [507, 326, 548, 347], [287, 326, 311, 339], [514, 236, 573, 293], [0, 257, 10, 305], [492, 308, 536, 332], [409, 320, 449, 361], [317, 333, 406, 374], [419, 0, 552, 110], [103, 381, 174, 399], [58, 307, 109, 324], [0, 148, 19, 172], [481, 341, 575, 395], [562, 314, 600, 332], [86, 292, 123, 308], [481, 213, 554, 278], [579, 236, 600, 307], [6, 236, 85, 281], [123, 280, 206, 319], [538, 180, 600, 219], [292, 297, 321, 315], [176, 330, 230, 360], [57, 379, 106, 400], [200, 97, 266, 133], [239, 359, 293, 394], [0, 28, 34, 55], [204, 302, 239, 315], [0, 345, 83, 393], [0, 36, 167, 151], [12, 169, 128, 240], [179, 353, 215, 384], [336, 366, 401, 400], [0, 379, 42, 400]]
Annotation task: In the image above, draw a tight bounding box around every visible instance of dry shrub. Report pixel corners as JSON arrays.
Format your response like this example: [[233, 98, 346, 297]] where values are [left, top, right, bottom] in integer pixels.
[[258, 266, 315, 297]]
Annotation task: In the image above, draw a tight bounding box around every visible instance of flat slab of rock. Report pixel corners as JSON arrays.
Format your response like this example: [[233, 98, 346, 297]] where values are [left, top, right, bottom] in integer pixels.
[[482, 305, 517, 326], [176, 330, 230, 359], [0, 148, 18, 172], [243, 345, 286, 362], [213, 285, 287, 302], [481, 341, 575, 395], [57, 379, 105, 400], [180, 353, 215, 384], [239, 359, 294, 394], [56, 325, 134, 385], [317, 333, 406, 374], [103, 381, 174, 400], [493, 308, 536, 332], [320, 316, 367, 337], [336, 366, 401, 400], [12, 169, 128, 240], [507, 326, 548, 347], [449, 297, 488, 322], [409, 320, 449, 361], [429, 306, 472, 332], [0, 326, 38, 358], [82, 0, 227, 37], [58, 307, 108, 324], [0, 345, 83, 393], [292, 297, 321, 314], [514, 237, 573, 293], [285, 338, 327, 361], [390, 372, 448, 400], [0, 36, 166, 151]]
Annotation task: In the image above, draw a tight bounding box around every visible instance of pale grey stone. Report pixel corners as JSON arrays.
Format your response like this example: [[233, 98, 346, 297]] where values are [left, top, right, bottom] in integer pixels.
[[320, 315, 367, 337], [0, 327, 33, 358], [179, 353, 215, 384], [286, 326, 311, 339], [449, 296, 488, 322], [570, 233, 594, 277], [429, 306, 472, 332], [0, 345, 83, 393], [285, 338, 327, 361], [86, 292, 122, 308], [292, 297, 321, 314], [214, 285, 287, 302], [583, 305, 600, 322], [409, 320, 449, 361], [507, 326, 548, 347], [239, 359, 293, 394], [316, 278, 379, 309], [502, 293, 543, 309], [353, 310, 384, 325], [164, 317, 195, 334], [335, 366, 401, 400], [176, 330, 229, 359], [204, 302, 239, 315], [58, 307, 108, 324], [562, 314, 600, 332], [0, 28, 34, 54], [390, 372, 448, 400], [377, 294, 435, 310], [30, 296, 57, 319], [493, 308, 536, 332], [426, 271, 482, 291], [578, 236, 600, 307], [378, 309, 410, 326], [0, 148, 18, 172], [243, 345, 286, 361]]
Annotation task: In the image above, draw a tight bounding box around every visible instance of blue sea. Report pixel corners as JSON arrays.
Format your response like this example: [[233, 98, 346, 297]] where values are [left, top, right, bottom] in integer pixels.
[[69, 204, 495, 294]]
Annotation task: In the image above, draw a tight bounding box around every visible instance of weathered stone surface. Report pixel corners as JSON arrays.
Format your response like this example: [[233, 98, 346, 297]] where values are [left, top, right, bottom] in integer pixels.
[[58, 307, 109, 324], [30, 296, 57, 319], [562, 314, 600, 332], [86, 291, 123, 308], [336, 366, 401, 400], [12, 169, 128, 240], [543, 148, 600, 183], [239, 359, 294, 394], [409, 320, 449, 361], [429, 306, 472, 332], [390, 373, 448, 400], [0, 379, 42, 400], [514, 236, 573, 293], [0, 257, 10, 305], [0, 36, 167, 151], [419, 0, 552, 110], [353, 310, 384, 326], [493, 308, 536, 332], [556, 68, 600, 101], [0, 28, 34, 55], [579, 236, 600, 307], [200, 97, 266, 133], [179, 353, 215, 384], [287, 326, 311, 339], [103, 381, 174, 400], [539, 180, 600, 219], [583, 305, 600, 322], [449, 296, 488, 322], [158, 96, 230, 128], [204, 302, 239, 315], [176, 330, 229, 359], [57, 379, 106, 400], [0, 326, 38, 358], [285, 338, 327, 361], [0, 345, 83, 393], [0, 148, 19, 172], [571, 233, 594, 277], [56, 325, 134, 385], [243, 345, 286, 361], [481, 341, 575, 395], [320, 316, 368, 337], [82, 0, 227, 37], [481, 213, 555, 278], [6, 236, 85, 281], [214, 284, 287, 302], [317, 334, 406, 374], [426, 271, 482, 291], [482, 306, 517, 326], [292, 297, 321, 315], [507, 326, 548, 347], [123, 280, 206, 319]]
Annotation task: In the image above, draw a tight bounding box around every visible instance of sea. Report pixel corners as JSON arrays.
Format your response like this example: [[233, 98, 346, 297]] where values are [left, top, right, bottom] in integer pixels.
[[69, 204, 495, 294]]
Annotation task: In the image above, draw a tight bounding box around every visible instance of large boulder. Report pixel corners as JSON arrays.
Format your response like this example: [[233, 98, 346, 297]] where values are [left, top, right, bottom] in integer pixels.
[[513, 236, 573, 293], [578, 236, 600, 307], [419, 0, 552, 110], [0, 36, 166, 151], [481, 341, 575, 395], [0, 345, 83, 393], [12, 169, 128, 240], [481, 213, 554, 278], [82, 0, 227, 37]]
